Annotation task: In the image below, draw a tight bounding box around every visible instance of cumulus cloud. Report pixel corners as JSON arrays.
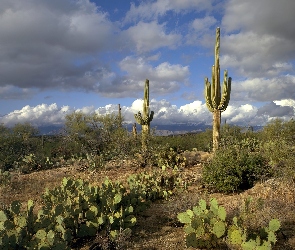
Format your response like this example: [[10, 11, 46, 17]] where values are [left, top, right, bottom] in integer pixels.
[[124, 0, 212, 23], [230, 76, 295, 102], [185, 16, 218, 47], [228, 104, 266, 125], [222, 0, 295, 40], [0, 86, 36, 100], [96, 56, 189, 98], [221, 32, 294, 78], [221, 0, 295, 78], [123, 21, 181, 53], [257, 102, 294, 118], [0, 104, 73, 127], [0, 0, 121, 97], [2, 100, 292, 128]]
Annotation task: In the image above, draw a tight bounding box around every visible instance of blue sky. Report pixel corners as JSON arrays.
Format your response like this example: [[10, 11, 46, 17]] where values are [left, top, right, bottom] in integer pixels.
[[0, 0, 295, 127]]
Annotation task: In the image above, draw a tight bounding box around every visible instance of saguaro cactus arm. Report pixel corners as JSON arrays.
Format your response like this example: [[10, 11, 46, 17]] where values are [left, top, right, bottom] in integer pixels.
[[205, 77, 214, 112], [218, 71, 232, 111]]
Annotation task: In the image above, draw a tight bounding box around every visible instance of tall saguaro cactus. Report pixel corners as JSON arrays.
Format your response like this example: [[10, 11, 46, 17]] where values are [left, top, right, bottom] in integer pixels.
[[134, 79, 154, 151], [205, 27, 232, 151]]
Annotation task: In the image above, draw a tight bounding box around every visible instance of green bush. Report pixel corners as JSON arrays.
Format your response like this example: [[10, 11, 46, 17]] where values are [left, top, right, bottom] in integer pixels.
[[256, 119, 295, 180], [202, 144, 271, 193]]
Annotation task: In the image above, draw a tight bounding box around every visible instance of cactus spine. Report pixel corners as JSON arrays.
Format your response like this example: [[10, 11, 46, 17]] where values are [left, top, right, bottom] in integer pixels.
[[134, 79, 154, 151], [205, 27, 232, 151]]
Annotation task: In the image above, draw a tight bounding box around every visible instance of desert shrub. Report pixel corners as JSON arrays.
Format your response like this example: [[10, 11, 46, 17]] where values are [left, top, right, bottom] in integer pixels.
[[0, 170, 11, 187], [261, 139, 295, 179], [156, 147, 187, 169], [203, 144, 271, 193], [258, 119, 295, 180], [153, 129, 212, 152], [0, 123, 41, 171]]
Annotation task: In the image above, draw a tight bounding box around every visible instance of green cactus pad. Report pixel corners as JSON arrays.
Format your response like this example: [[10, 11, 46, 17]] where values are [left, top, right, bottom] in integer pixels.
[[10, 201, 21, 214], [267, 231, 277, 243], [35, 229, 47, 239], [218, 206, 226, 221], [114, 193, 122, 204], [15, 215, 27, 228], [54, 204, 64, 216], [186, 233, 199, 248], [47, 230, 55, 246], [210, 198, 219, 214], [27, 199, 34, 212], [229, 229, 243, 245], [241, 239, 257, 250], [199, 199, 207, 211], [124, 215, 137, 227], [0, 211, 8, 222], [191, 217, 202, 230], [268, 219, 280, 232], [195, 226, 205, 238], [213, 221, 226, 238], [184, 225, 194, 234], [177, 212, 192, 224], [56, 215, 64, 225], [4, 220, 14, 230]]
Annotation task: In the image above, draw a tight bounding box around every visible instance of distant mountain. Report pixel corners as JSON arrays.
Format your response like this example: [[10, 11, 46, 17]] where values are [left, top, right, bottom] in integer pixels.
[[37, 125, 64, 135], [37, 123, 263, 136]]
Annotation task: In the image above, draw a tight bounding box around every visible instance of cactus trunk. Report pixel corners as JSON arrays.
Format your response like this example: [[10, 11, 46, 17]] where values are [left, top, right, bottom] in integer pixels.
[[204, 27, 232, 152], [213, 110, 221, 151]]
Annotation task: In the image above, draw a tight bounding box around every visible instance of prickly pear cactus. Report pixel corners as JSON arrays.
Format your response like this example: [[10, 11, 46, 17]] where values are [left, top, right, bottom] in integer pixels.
[[177, 198, 227, 249], [178, 198, 281, 249], [227, 217, 281, 249]]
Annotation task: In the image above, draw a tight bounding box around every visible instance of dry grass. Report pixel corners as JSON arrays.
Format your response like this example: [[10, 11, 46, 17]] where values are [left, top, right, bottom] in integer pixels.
[[1, 151, 295, 249]]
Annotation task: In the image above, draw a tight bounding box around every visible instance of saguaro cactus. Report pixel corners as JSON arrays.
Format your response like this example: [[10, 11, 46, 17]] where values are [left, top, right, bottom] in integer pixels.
[[134, 79, 154, 151], [118, 104, 122, 127], [132, 123, 137, 138], [205, 27, 232, 151]]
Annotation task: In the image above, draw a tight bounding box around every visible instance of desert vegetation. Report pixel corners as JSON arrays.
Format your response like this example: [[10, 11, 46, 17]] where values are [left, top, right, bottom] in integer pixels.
[[0, 114, 295, 249]]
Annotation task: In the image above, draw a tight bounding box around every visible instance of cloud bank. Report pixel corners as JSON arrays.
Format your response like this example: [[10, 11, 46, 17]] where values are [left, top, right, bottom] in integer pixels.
[[1, 100, 293, 128]]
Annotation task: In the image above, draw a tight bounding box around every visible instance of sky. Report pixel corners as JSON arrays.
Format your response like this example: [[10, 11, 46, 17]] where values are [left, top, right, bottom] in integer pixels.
[[0, 0, 295, 128]]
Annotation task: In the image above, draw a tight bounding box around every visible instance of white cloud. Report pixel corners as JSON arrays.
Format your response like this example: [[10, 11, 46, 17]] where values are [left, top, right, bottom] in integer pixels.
[[1, 100, 290, 128], [120, 56, 189, 82], [124, 21, 181, 53], [222, 0, 295, 41], [221, 0, 295, 79], [0, 104, 73, 126], [274, 99, 295, 108], [221, 32, 294, 78], [124, 0, 212, 23], [230, 76, 295, 102], [185, 16, 218, 47], [192, 16, 217, 32], [94, 56, 189, 98], [0, 0, 118, 96]]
